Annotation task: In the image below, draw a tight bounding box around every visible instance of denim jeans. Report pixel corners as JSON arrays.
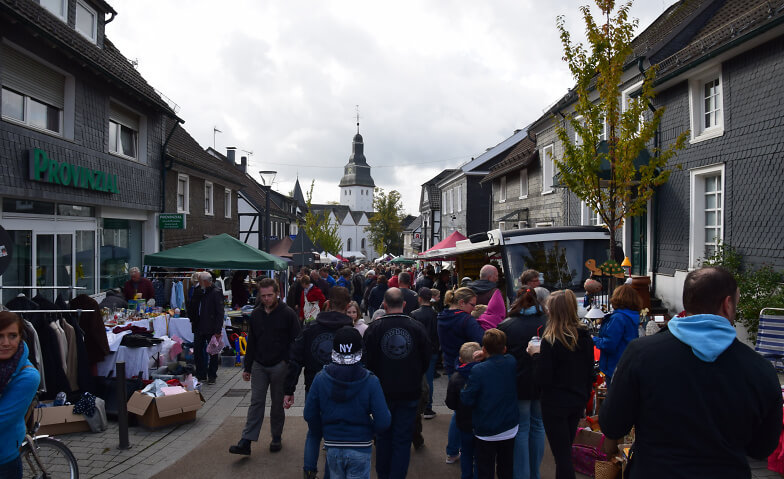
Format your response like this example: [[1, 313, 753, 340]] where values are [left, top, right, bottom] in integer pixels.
[[326, 447, 371, 479], [193, 332, 219, 380], [425, 353, 438, 409], [460, 430, 478, 479], [514, 399, 545, 479], [375, 399, 418, 479], [447, 412, 461, 456], [0, 456, 22, 479]]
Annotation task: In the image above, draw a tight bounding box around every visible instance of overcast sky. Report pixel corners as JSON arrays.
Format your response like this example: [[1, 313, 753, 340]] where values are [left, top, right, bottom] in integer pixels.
[[109, 0, 675, 214]]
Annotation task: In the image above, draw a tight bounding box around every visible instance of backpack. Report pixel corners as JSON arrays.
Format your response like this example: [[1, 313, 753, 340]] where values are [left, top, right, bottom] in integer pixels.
[[571, 428, 609, 476]]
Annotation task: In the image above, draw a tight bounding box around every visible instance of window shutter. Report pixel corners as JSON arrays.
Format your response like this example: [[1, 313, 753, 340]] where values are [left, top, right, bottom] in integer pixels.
[[110, 102, 140, 130], [0, 44, 65, 109]]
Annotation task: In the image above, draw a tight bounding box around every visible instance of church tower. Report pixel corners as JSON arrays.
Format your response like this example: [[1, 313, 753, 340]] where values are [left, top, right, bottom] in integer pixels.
[[339, 122, 375, 212]]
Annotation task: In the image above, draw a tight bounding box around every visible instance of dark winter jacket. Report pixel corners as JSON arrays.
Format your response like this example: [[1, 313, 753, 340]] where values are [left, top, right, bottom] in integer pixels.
[[188, 285, 225, 336], [367, 284, 387, 314], [286, 281, 304, 311], [411, 305, 439, 354], [352, 273, 365, 302], [532, 327, 595, 414], [99, 290, 128, 310], [445, 361, 477, 433], [437, 308, 485, 374], [71, 294, 111, 366], [468, 279, 499, 306], [285, 310, 353, 394], [122, 276, 155, 301], [415, 276, 434, 291], [599, 318, 783, 479], [592, 308, 639, 379], [461, 354, 519, 437], [498, 309, 547, 400], [244, 301, 300, 371], [401, 287, 418, 316], [303, 363, 391, 448], [363, 313, 431, 401]]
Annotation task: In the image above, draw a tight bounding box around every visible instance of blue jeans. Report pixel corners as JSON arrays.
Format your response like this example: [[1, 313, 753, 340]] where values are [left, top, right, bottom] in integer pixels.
[[326, 447, 371, 479], [0, 456, 22, 479], [375, 399, 418, 479], [447, 412, 461, 456], [425, 353, 438, 409], [460, 430, 478, 479], [514, 399, 545, 479]]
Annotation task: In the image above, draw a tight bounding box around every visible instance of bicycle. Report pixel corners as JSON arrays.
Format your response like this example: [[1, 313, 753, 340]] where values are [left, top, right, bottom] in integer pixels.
[[20, 395, 80, 479]]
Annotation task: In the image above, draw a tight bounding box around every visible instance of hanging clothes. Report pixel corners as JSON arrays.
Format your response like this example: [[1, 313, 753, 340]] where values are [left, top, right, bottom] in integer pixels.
[[170, 281, 185, 309], [152, 279, 166, 308], [70, 295, 110, 367], [23, 319, 46, 392], [60, 318, 79, 391], [64, 315, 93, 395]]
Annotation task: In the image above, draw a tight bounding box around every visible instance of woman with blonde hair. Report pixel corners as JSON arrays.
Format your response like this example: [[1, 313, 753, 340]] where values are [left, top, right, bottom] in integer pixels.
[[346, 300, 367, 336], [437, 287, 485, 464], [528, 290, 594, 479]]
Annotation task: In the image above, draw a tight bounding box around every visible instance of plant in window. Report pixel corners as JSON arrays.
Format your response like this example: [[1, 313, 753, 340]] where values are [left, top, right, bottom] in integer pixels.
[[555, 0, 688, 261]]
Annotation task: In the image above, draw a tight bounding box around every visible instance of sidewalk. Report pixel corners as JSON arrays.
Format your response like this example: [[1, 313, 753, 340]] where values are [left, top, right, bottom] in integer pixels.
[[54, 363, 778, 478]]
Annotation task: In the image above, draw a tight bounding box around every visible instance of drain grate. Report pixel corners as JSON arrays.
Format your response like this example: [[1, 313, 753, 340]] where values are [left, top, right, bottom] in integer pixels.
[[223, 389, 249, 397]]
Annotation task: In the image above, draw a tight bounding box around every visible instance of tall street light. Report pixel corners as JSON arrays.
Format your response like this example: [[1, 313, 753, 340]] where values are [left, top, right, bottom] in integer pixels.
[[259, 170, 277, 252]]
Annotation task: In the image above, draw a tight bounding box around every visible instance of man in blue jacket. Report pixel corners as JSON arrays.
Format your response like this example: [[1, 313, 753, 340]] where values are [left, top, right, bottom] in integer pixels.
[[304, 326, 391, 478]]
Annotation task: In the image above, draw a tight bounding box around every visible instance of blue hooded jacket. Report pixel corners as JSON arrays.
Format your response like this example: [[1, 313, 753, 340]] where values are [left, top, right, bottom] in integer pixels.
[[668, 313, 737, 362], [437, 308, 485, 374], [592, 308, 639, 378], [303, 363, 391, 449], [0, 343, 41, 464]]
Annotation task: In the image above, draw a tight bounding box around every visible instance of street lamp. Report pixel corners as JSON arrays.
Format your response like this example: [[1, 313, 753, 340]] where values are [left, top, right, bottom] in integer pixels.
[[259, 170, 277, 252]]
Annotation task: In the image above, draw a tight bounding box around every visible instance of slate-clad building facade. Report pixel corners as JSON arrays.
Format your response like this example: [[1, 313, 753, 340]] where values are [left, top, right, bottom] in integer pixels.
[[0, 0, 178, 301]]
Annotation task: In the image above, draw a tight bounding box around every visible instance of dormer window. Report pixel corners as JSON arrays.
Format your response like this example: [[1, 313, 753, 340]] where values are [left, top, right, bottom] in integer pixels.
[[76, 1, 98, 43], [39, 0, 67, 21]]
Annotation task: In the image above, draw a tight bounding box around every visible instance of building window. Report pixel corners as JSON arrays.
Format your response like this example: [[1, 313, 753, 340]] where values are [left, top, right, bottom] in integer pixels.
[[361, 238, 366, 249], [499, 177, 507, 203], [689, 66, 724, 143], [449, 189, 454, 214], [622, 81, 644, 135], [347, 238, 352, 251], [75, 1, 97, 43], [689, 164, 724, 266], [581, 201, 602, 226], [457, 184, 463, 212], [224, 188, 231, 218], [109, 102, 140, 160], [519, 169, 528, 198], [177, 174, 189, 213], [39, 0, 66, 21], [542, 144, 554, 193], [204, 181, 214, 216]]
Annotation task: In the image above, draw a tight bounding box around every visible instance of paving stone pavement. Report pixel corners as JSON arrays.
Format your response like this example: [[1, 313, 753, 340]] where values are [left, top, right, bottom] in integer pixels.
[[50, 363, 779, 478]]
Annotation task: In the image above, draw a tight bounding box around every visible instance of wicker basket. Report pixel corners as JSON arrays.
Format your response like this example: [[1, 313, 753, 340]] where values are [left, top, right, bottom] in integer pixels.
[[595, 458, 622, 479]]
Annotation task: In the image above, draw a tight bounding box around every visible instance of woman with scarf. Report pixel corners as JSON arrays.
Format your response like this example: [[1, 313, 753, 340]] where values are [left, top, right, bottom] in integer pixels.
[[499, 287, 548, 479], [592, 284, 642, 382], [0, 312, 41, 478]]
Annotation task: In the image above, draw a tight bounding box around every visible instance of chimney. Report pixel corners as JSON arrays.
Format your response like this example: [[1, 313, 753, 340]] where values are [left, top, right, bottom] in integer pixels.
[[227, 147, 236, 165], [240, 156, 248, 173]]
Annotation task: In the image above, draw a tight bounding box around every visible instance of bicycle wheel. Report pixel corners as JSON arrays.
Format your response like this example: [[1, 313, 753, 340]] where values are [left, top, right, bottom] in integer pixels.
[[21, 437, 79, 479]]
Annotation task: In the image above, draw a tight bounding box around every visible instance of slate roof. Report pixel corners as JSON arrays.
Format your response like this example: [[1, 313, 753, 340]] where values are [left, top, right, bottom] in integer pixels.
[[339, 132, 376, 187], [167, 123, 247, 189], [481, 134, 538, 184], [420, 169, 458, 211], [402, 215, 422, 232], [460, 129, 530, 173], [351, 211, 366, 224], [292, 179, 307, 211], [0, 0, 176, 115]]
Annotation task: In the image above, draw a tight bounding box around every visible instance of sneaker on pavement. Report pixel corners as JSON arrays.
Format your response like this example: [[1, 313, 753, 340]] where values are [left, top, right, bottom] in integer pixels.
[[229, 438, 251, 455], [423, 409, 436, 419], [270, 437, 282, 452], [303, 471, 318, 479], [207, 377, 216, 385], [446, 452, 460, 464]]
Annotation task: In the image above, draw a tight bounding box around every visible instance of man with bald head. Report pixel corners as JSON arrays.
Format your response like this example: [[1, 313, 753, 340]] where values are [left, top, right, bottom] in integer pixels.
[[188, 272, 225, 384], [364, 287, 431, 479], [470, 264, 501, 306]]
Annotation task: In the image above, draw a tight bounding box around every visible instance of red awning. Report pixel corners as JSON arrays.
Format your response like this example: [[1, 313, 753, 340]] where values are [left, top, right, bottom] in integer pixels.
[[335, 253, 348, 262], [419, 231, 467, 255]]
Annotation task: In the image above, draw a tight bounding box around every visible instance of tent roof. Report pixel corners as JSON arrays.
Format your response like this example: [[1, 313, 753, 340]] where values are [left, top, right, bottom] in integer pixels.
[[144, 234, 287, 271], [421, 231, 468, 254], [270, 236, 294, 258]]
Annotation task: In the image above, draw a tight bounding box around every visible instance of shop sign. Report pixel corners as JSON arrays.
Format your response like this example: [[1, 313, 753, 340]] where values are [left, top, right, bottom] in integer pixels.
[[158, 213, 186, 230], [28, 148, 119, 194]]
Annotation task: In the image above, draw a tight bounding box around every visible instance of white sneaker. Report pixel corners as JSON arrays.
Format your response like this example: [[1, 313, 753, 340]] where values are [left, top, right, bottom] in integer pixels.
[[446, 452, 461, 464]]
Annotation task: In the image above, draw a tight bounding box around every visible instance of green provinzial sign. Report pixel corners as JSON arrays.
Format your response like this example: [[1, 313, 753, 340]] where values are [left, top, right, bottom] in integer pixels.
[[28, 148, 119, 194], [159, 213, 186, 230]]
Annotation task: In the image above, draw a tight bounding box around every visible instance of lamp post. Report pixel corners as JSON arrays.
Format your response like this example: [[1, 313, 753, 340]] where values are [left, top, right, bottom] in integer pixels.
[[259, 170, 277, 252]]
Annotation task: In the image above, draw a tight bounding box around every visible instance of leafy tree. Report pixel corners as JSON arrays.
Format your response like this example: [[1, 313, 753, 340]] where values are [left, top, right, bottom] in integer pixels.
[[366, 188, 404, 255], [555, 0, 688, 261], [299, 180, 342, 255]]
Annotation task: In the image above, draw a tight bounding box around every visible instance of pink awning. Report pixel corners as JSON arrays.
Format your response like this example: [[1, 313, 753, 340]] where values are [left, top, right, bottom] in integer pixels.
[[419, 231, 467, 255]]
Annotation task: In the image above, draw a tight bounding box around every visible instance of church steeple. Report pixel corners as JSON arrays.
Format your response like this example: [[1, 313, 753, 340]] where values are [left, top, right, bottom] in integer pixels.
[[339, 114, 375, 212]]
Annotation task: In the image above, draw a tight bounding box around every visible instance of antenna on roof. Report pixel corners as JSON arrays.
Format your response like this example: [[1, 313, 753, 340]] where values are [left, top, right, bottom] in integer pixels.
[[241, 149, 254, 157], [355, 105, 360, 133]]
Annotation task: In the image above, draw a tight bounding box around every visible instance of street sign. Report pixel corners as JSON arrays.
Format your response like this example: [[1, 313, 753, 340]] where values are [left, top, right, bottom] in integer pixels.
[[158, 213, 186, 230]]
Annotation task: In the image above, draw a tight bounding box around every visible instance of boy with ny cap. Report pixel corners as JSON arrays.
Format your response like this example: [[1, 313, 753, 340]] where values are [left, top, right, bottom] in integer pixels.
[[304, 326, 391, 479]]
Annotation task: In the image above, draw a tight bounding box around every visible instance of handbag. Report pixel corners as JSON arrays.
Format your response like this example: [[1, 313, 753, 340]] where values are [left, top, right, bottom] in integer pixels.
[[572, 427, 608, 477], [303, 298, 320, 323], [206, 335, 223, 355]]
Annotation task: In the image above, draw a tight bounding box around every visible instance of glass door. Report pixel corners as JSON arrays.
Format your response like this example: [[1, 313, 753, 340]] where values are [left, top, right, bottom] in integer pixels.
[[57, 234, 74, 300], [35, 234, 55, 301]]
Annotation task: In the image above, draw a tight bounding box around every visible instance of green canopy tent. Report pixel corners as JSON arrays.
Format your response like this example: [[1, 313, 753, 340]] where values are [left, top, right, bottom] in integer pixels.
[[144, 233, 288, 271], [389, 255, 415, 264]]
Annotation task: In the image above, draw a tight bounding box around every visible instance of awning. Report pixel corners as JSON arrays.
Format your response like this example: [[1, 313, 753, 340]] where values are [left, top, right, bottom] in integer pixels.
[[342, 251, 366, 259], [144, 233, 288, 271], [420, 231, 467, 254]]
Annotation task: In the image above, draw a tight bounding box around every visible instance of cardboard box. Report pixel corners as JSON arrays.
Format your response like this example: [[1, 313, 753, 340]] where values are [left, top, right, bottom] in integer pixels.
[[36, 403, 91, 436], [126, 390, 204, 430]]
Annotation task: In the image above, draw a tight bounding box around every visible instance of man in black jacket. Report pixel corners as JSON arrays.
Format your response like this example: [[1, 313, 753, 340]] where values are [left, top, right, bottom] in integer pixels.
[[364, 287, 431, 479], [600, 267, 783, 478], [397, 272, 418, 316], [410, 287, 440, 419], [188, 272, 225, 385], [283, 286, 354, 478], [229, 278, 300, 456]]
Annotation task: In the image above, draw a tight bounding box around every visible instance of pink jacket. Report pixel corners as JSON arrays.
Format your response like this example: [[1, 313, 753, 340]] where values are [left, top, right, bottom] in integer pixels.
[[477, 289, 506, 330]]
